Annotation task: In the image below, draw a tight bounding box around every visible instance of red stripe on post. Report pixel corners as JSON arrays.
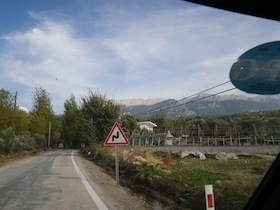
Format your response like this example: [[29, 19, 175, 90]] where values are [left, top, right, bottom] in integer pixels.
[[207, 194, 214, 208]]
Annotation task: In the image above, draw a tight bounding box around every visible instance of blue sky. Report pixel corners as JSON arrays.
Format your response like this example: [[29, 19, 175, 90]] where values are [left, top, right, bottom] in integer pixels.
[[1, 0, 280, 114]]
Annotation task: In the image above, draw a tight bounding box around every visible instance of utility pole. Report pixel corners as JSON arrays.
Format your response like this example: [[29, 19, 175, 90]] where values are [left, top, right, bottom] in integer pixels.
[[48, 121, 51, 149], [11, 91, 17, 153], [12, 91, 17, 136]]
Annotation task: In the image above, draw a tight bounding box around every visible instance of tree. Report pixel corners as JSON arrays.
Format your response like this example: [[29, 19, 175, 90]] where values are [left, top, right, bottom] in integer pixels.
[[80, 90, 120, 145], [15, 109, 30, 135], [0, 89, 14, 107], [147, 115, 165, 129], [51, 115, 62, 147], [189, 118, 208, 136], [29, 86, 55, 137], [121, 114, 138, 134], [0, 89, 14, 131], [62, 94, 81, 148]]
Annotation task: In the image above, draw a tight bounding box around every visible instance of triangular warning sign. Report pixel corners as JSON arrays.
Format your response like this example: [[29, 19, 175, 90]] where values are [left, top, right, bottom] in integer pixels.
[[104, 122, 130, 146]]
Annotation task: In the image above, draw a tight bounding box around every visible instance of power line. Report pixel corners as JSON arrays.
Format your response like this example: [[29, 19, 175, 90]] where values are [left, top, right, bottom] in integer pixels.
[[139, 81, 232, 116], [154, 87, 236, 112], [176, 80, 231, 103], [137, 88, 236, 117]]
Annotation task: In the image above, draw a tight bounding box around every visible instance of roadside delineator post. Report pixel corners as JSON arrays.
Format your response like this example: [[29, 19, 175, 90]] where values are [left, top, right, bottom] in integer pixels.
[[205, 184, 215, 210]]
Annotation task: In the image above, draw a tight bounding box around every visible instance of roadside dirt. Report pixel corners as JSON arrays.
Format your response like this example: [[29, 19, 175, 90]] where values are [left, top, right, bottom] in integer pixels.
[[75, 152, 156, 210], [79, 148, 198, 210]]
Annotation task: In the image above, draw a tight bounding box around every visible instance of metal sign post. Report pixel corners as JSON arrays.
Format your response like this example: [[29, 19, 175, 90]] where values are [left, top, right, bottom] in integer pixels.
[[115, 145, 119, 186]]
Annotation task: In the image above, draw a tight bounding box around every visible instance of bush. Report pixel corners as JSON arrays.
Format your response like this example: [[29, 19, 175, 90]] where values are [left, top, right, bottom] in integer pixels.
[[0, 129, 47, 154], [33, 134, 47, 149], [13, 135, 37, 152], [0, 138, 5, 153], [0, 128, 13, 153]]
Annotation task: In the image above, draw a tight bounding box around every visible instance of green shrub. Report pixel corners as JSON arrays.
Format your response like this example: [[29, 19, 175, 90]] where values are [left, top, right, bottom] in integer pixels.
[[33, 134, 47, 149], [0, 129, 47, 154], [0, 128, 13, 153]]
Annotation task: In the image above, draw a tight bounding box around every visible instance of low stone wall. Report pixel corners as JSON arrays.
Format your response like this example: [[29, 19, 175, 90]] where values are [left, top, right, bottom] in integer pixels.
[[129, 145, 280, 154]]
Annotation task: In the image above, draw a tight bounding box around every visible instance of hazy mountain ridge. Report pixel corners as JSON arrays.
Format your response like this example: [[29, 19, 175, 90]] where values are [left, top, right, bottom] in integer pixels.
[[120, 94, 280, 119], [116, 98, 165, 106]]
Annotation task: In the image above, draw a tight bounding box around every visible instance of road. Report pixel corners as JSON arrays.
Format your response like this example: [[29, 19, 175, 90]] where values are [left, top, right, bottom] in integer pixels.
[[0, 150, 152, 210]]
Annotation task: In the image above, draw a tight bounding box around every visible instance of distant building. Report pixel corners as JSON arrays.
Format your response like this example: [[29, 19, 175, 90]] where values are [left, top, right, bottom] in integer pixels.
[[137, 121, 157, 132]]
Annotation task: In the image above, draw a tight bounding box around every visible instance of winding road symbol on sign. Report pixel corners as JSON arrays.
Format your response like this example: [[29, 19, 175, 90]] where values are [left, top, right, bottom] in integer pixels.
[[112, 132, 119, 141], [104, 122, 129, 146]]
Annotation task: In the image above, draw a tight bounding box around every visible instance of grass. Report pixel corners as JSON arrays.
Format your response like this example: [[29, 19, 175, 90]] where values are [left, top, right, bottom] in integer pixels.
[[138, 150, 274, 209], [84, 146, 276, 209]]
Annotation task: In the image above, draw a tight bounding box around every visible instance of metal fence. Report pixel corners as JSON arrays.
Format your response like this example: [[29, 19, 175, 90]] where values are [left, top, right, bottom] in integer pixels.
[[123, 127, 280, 147]]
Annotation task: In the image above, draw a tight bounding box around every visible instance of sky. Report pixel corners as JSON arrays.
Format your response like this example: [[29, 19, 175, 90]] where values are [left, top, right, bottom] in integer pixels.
[[1, 0, 280, 114]]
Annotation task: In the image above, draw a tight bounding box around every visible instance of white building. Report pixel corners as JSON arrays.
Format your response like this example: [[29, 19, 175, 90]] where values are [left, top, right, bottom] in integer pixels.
[[137, 121, 157, 132]]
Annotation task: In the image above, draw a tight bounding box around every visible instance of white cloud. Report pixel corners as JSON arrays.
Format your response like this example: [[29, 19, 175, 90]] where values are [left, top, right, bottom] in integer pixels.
[[0, 16, 105, 113], [1, 1, 280, 114], [19, 106, 29, 113]]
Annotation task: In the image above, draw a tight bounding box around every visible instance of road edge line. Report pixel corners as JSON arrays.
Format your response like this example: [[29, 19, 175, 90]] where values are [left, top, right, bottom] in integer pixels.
[[71, 150, 108, 210]]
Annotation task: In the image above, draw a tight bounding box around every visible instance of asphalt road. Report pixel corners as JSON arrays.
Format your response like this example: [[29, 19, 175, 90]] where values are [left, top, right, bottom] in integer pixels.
[[0, 150, 152, 210]]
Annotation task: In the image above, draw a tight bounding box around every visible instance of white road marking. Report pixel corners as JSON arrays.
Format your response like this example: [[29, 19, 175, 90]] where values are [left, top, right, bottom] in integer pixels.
[[71, 150, 108, 210]]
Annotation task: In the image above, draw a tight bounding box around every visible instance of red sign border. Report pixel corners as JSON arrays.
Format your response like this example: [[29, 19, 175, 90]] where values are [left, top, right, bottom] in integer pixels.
[[104, 122, 130, 146]]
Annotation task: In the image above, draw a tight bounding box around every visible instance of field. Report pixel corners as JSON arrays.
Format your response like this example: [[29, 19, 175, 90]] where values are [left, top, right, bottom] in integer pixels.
[[87, 146, 275, 210]]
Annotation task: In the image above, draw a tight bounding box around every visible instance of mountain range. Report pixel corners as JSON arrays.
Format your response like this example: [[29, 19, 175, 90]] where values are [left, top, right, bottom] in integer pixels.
[[116, 94, 280, 119]]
